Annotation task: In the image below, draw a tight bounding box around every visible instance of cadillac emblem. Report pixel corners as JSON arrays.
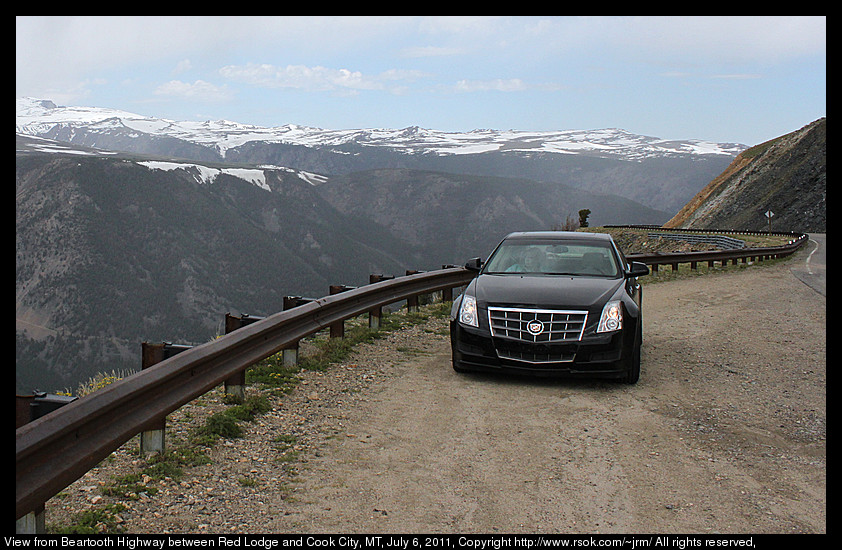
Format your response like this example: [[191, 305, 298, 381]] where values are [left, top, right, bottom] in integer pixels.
[[526, 320, 544, 335]]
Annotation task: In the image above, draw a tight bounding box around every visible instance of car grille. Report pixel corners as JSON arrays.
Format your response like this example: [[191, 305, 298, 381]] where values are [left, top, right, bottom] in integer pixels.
[[488, 307, 588, 343], [494, 341, 577, 364]]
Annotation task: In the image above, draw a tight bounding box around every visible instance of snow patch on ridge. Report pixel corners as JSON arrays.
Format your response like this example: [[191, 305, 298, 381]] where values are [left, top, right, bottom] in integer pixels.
[[138, 161, 270, 191], [17, 97, 748, 162], [137, 160, 330, 190]]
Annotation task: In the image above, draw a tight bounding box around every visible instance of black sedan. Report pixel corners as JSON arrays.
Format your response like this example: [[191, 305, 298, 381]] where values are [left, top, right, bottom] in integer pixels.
[[450, 231, 649, 383]]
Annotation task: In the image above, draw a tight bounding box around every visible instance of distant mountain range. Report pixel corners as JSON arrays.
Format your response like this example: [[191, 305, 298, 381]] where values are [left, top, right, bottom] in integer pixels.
[[16, 97, 743, 214], [17, 97, 745, 161], [16, 97, 749, 393]]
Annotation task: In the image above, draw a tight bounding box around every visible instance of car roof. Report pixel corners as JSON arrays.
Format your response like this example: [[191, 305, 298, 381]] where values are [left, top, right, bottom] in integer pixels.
[[502, 231, 613, 241]]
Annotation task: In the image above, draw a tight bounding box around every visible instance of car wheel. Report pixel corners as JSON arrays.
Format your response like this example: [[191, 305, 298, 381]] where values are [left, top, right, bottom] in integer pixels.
[[623, 323, 641, 384]]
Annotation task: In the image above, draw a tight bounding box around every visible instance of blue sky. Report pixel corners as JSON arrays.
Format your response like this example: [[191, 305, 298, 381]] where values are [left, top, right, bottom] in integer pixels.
[[16, 16, 825, 146]]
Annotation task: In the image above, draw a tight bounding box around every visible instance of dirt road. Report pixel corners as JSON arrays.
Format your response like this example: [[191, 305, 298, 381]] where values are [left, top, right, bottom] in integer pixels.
[[274, 261, 824, 534], [58, 250, 825, 534]]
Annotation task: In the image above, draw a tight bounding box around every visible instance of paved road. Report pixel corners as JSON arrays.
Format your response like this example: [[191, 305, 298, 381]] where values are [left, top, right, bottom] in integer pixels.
[[791, 233, 826, 296]]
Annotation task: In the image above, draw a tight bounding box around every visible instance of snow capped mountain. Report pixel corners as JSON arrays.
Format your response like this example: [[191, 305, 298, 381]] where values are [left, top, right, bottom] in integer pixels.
[[134, 160, 329, 188], [16, 132, 329, 196], [16, 97, 746, 162]]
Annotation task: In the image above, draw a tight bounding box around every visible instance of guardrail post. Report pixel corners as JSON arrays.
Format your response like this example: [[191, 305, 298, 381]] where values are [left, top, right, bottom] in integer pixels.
[[139, 342, 191, 455], [16, 394, 35, 429], [442, 265, 457, 301], [405, 271, 423, 311], [15, 503, 44, 534], [15, 392, 77, 533], [329, 285, 355, 338], [368, 275, 394, 329], [223, 313, 264, 401], [17, 392, 78, 429], [282, 296, 314, 366], [140, 342, 166, 454]]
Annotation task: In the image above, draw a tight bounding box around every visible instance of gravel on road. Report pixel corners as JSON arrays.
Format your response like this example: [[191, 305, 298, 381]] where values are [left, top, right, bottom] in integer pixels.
[[45, 251, 825, 534]]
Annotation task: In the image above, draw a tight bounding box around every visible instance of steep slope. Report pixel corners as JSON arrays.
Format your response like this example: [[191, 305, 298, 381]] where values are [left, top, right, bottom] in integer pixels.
[[15, 149, 414, 393], [316, 168, 671, 263], [226, 143, 733, 215], [16, 134, 674, 392], [665, 119, 826, 232]]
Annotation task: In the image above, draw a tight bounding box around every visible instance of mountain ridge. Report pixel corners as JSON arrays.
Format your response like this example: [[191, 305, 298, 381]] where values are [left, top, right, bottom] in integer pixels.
[[17, 96, 745, 162], [665, 118, 826, 232], [15, 147, 419, 392], [15, 97, 761, 393], [16, 135, 670, 393], [16, 97, 742, 214]]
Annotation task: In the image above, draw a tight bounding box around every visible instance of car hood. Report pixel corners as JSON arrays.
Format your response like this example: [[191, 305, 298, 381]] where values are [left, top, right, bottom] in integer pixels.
[[472, 273, 623, 310]]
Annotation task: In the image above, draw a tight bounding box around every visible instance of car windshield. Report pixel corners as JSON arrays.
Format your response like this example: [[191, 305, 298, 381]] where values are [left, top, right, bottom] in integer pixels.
[[484, 239, 621, 277]]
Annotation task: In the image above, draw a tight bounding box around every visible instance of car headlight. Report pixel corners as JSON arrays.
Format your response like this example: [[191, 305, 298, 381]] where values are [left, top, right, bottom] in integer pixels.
[[597, 300, 623, 333], [458, 294, 479, 328]]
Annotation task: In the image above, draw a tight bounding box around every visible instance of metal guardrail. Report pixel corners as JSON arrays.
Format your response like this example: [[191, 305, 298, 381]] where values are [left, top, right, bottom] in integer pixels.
[[15, 267, 474, 521], [15, 227, 809, 522], [627, 236, 807, 272], [647, 232, 746, 249], [606, 225, 808, 272]]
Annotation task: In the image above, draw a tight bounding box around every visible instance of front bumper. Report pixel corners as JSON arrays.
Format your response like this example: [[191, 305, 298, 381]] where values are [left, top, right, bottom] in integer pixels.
[[450, 321, 629, 378]]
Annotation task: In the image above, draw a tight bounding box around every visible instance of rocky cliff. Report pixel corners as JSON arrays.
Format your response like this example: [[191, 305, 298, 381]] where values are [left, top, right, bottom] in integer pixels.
[[665, 118, 825, 233]]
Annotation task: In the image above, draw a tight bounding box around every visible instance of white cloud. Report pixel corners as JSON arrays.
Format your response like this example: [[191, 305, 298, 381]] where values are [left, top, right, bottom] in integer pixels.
[[219, 63, 427, 94], [379, 69, 430, 81], [452, 78, 565, 93], [219, 64, 364, 91], [173, 59, 192, 75], [592, 16, 826, 66], [400, 45, 463, 58], [154, 80, 232, 101], [454, 79, 527, 92], [410, 16, 825, 67]]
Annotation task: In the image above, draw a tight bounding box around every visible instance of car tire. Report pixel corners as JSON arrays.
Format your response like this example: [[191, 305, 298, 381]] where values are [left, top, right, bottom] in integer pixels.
[[623, 323, 642, 384]]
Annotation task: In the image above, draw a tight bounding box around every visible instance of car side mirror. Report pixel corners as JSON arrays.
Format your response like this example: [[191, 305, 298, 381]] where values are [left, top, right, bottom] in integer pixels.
[[625, 261, 649, 278], [465, 257, 484, 272]]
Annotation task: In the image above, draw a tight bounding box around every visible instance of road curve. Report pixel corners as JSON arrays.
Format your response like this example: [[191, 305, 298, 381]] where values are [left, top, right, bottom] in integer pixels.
[[790, 233, 826, 296], [93, 246, 824, 535], [269, 249, 826, 534]]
